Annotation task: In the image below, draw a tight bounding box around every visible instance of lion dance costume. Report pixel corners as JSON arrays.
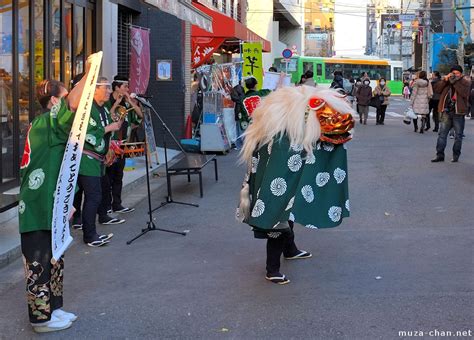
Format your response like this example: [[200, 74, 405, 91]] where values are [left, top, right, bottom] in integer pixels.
[[237, 86, 354, 284]]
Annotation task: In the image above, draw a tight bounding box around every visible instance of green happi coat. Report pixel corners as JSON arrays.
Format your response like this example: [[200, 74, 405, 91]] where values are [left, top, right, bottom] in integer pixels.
[[238, 89, 271, 131], [246, 135, 350, 236], [18, 99, 74, 234], [79, 102, 113, 177]]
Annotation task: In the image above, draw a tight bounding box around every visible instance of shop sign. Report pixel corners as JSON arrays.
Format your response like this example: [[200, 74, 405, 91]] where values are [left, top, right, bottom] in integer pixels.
[[242, 42, 263, 90]]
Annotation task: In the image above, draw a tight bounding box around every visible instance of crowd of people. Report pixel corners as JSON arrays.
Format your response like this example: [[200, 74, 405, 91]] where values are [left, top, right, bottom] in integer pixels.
[[18, 60, 144, 332]]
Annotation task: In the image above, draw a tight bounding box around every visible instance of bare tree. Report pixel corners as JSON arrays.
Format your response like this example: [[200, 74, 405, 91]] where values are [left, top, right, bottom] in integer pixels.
[[452, 0, 469, 67]]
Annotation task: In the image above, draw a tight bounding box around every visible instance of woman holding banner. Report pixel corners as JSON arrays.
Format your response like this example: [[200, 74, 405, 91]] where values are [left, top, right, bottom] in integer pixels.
[[18, 75, 89, 332]]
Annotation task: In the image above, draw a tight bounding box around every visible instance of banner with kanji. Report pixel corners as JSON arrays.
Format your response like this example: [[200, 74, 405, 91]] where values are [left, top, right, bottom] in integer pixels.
[[192, 37, 225, 69], [242, 42, 263, 90], [129, 27, 151, 94]]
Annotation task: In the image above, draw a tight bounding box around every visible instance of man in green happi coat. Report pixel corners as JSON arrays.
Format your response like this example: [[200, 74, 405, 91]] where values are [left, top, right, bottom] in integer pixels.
[[72, 76, 123, 246], [238, 85, 354, 285], [237, 77, 271, 131]]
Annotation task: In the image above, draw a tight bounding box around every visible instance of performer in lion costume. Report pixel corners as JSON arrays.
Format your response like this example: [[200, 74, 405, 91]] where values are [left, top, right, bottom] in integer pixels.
[[237, 85, 355, 285]]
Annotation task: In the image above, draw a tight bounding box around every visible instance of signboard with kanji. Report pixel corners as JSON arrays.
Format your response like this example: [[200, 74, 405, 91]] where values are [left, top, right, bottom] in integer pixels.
[[242, 42, 263, 90]]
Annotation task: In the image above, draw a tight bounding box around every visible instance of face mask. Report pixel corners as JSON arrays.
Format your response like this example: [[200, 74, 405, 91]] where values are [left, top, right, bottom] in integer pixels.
[[356, 81, 361, 85], [364, 81, 369, 85], [380, 82, 385, 86]]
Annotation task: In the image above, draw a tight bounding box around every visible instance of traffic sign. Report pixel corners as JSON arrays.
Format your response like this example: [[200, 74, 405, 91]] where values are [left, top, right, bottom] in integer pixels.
[[282, 48, 293, 59], [399, 14, 416, 22]]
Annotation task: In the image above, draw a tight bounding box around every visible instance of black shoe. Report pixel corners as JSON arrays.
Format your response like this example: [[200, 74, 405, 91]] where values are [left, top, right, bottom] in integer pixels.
[[431, 157, 444, 162], [414, 127, 418, 132], [71, 217, 82, 229], [284, 250, 312, 260], [451, 157, 459, 163], [265, 273, 290, 285], [113, 206, 135, 214], [419, 129, 424, 134], [98, 215, 125, 225], [433, 129, 438, 132], [380, 122, 384, 125]]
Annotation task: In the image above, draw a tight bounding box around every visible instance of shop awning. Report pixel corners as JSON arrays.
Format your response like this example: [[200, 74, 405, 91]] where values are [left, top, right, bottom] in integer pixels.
[[191, 2, 271, 52], [144, 0, 213, 33]]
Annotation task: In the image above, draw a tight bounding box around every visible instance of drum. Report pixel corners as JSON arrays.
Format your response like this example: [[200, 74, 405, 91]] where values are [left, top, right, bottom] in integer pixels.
[[121, 142, 145, 158]]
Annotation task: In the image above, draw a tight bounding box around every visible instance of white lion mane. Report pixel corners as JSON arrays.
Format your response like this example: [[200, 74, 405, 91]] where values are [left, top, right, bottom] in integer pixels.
[[240, 86, 355, 163]]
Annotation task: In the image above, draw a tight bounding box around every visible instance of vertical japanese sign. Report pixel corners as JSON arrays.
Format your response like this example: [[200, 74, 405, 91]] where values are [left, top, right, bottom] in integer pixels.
[[242, 42, 263, 90], [51, 52, 103, 262], [129, 27, 151, 94]]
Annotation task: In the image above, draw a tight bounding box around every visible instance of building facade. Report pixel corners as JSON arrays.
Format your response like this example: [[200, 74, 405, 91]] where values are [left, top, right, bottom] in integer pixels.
[[305, 0, 335, 57], [246, 0, 305, 69]]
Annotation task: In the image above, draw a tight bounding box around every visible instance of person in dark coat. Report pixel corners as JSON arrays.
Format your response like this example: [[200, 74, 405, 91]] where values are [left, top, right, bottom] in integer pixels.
[[428, 71, 442, 131], [330, 71, 344, 89], [230, 81, 245, 149], [355, 78, 373, 125]]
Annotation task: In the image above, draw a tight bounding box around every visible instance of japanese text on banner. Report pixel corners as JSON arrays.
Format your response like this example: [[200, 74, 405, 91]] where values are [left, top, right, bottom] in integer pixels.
[[242, 42, 263, 90]]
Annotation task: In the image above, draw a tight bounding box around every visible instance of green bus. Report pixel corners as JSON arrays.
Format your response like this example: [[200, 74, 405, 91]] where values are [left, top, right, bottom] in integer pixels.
[[274, 56, 404, 94]]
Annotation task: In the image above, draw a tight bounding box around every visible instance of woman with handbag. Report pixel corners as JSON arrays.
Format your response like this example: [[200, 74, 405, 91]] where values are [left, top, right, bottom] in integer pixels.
[[410, 71, 433, 133], [373, 78, 391, 125]]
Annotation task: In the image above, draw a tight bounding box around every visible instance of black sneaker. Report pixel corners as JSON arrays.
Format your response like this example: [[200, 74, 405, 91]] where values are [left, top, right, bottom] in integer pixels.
[[284, 250, 312, 260], [265, 273, 290, 285], [98, 215, 125, 225], [113, 206, 135, 214]]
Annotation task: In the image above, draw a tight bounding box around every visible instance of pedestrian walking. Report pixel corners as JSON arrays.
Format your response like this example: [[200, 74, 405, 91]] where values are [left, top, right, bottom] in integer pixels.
[[301, 70, 317, 87], [237, 86, 353, 285], [411, 71, 433, 134], [373, 78, 391, 125], [403, 84, 410, 99], [18, 74, 88, 333], [429, 71, 442, 131], [230, 81, 245, 149], [431, 65, 471, 163], [355, 78, 372, 125], [330, 70, 344, 90]]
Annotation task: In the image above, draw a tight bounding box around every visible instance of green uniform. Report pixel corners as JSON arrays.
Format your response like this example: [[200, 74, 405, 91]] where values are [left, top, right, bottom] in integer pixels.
[[79, 102, 112, 177], [18, 99, 74, 233], [245, 135, 350, 236], [238, 89, 271, 131]]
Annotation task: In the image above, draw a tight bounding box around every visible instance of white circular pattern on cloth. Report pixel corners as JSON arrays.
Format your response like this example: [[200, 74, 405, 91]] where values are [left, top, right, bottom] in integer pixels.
[[316, 172, 330, 187], [241, 121, 249, 130], [87, 156, 94, 160], [270, 177, 287, 196], [305, 224, 318, 229], [268, 232, 282, 239], [333, 168, 346, 184], [328, 206, 342, 222], [95, 139, 105, 152], [85, 134, 97, 146], [251, 156, 259, 174], [288, 154, 303, 172], [267, 140, 273, 155], [28, 169, 45, 190], [89, 118, 97, 127], [289, 212, 295, 222], [323, 143, 334, 152], [343, 143, 348, 150], [301, 185, 314, 203], [345, 199, 350, 212], [50, 102, 60, 118], [305, 153, 316, 164], [251, 199, 265, 217], [316, 142, 322, 150], [285, 196, 295, 211], [290, 143, 304, 152], [18, 200, 25, 214]]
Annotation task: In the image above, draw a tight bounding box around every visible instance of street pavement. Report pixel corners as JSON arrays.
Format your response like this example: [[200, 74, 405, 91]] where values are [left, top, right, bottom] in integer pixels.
[[0, 97, 473, 339]]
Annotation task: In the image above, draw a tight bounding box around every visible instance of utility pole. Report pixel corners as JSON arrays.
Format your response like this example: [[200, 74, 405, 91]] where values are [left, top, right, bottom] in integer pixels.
[[400, 0, 404, 66], [421, 0, 430, 72]]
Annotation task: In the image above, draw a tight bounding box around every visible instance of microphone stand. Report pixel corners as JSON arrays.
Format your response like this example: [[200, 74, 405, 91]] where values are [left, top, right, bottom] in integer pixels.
[[126, 136, 187, 245], [134, 97, 199, 211]]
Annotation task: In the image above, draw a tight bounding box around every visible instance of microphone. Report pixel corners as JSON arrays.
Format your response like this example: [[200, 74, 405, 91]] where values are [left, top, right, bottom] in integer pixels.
[[130, 93, 153, 99], [130, 93, 152, 108]]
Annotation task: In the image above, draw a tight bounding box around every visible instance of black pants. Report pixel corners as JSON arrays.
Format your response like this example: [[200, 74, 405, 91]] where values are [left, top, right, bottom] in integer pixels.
[[376, 105, 387, 123], [105, 158, 126, 211], [75, 175, 102, 243], [21, 231, 64, 323], [429, 99, 440, 130], [266, 222, 299, 275]]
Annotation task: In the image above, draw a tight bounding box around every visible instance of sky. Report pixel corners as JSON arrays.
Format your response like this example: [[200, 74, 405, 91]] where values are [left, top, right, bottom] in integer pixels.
[[334, 0, 401, 56]]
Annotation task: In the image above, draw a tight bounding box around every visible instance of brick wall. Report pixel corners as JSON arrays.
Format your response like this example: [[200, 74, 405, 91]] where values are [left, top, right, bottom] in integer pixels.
[[134, 5, 186, 148]]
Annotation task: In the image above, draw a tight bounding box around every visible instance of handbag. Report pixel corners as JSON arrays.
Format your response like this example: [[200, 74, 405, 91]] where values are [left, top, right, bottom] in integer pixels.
[[369, 96, 381, 108], [405, 107, 417, 119]]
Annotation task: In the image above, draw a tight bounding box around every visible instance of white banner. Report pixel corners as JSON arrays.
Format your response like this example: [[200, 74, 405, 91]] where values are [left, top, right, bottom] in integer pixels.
[[51, 52, 103, 262], [262, 71, 292, 91]]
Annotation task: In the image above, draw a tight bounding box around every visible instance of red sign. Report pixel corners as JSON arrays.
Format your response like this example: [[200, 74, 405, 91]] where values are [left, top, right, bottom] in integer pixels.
[[192, 37, 226, 69], [129, 27, 151, 94]]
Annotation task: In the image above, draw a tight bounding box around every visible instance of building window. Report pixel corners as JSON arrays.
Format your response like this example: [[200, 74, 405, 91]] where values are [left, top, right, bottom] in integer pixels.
[[0, 0, 96, 196], [117, 6, 132, 77]]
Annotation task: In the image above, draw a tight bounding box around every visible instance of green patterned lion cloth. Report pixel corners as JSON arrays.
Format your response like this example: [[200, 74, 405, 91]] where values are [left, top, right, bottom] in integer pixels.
[[241, 134, 350, 236]]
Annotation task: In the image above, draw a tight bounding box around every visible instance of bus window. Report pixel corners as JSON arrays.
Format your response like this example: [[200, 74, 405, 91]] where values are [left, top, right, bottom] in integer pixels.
[[393, 67, 402, 81], [325, 63, 343, 79], [316, 64, 322, 76], [303, 62, 313, 74]]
